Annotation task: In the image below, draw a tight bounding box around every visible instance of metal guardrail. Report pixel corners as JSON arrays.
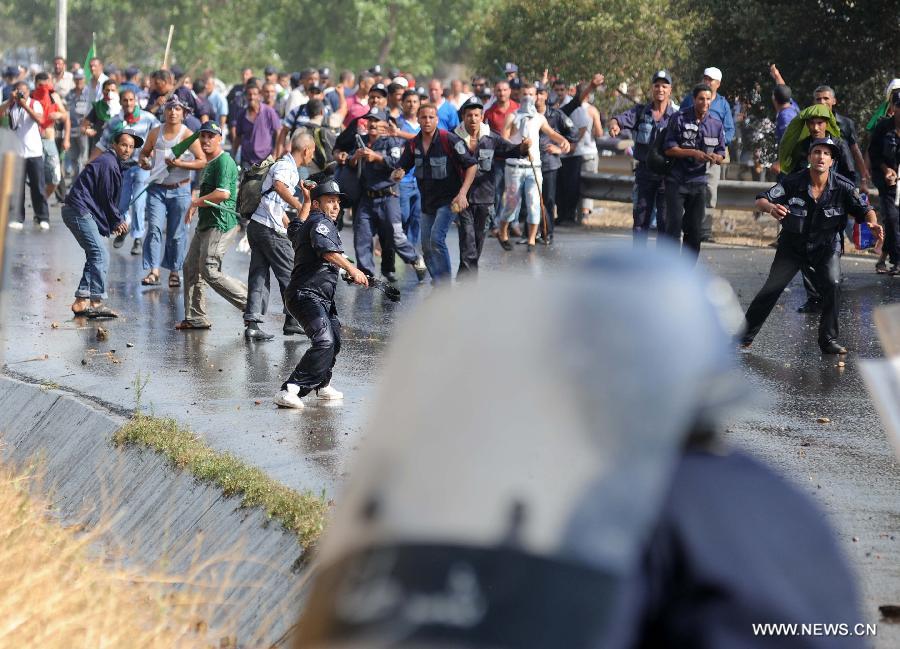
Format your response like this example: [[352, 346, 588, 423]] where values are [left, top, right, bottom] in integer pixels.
[[580, 172, 772, 212]]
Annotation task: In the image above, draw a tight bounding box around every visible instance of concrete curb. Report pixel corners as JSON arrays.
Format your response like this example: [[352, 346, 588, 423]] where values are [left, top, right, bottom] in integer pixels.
[[0, 375, 306, 646]]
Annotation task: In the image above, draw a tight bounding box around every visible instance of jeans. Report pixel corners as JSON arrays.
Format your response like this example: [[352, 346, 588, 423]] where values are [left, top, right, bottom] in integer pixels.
[[421, 205, 455, 282], [880, 188, 900, 266], [398, 181, 421, 247], [68, 134, 89, 177], [282, 295, 341, 396], [143, 183, 191, 271], [119, 165, 150, 240], [62, 205, 109, 300], [500, 163, 542, 225], [244, 219, 294, 323], [702, 161, 721, 238], [16, 155, 48, 223], [663, 181, 706, 260], [744, 233, 842, 348], [541, 168, 558, 240], [182, 225, 248, 326]]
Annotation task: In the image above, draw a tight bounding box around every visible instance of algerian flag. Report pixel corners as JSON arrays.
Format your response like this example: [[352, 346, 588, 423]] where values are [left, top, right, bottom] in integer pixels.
[[171, 131, 199, 158], [83, 34, 96, 84]]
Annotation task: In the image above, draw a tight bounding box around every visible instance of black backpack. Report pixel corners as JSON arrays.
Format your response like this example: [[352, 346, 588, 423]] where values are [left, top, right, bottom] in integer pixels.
[[646, 124, 674, 176]]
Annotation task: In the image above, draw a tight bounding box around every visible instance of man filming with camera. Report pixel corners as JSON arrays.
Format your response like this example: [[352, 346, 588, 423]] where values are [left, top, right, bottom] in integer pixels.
[[0, 81, 50, 229]]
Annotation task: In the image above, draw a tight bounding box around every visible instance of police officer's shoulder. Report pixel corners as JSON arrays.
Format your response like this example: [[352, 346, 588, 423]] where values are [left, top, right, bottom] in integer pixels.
[[777, 169, 808, 191], [830, 171, 859, 193]]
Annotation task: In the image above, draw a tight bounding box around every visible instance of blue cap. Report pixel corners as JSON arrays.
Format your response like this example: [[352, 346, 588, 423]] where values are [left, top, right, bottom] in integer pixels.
[[197, 121, 223, 137], [652, 70, 672, 84], [369, 82, 388, 97], [808, 136, 840, 156], [311, 179, 345, 199], [365, 107, 390, 122]]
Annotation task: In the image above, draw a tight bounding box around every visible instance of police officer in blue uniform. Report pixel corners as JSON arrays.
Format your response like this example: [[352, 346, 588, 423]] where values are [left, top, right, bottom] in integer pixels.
[[867, 92, 900, 275], [350, 108, 426, 283], [274, 180, 368, 410], [741, 137, 883, 355], [662, 83, 726, 259], [456, 96, 530, 273], [608, 70, 678, 243]]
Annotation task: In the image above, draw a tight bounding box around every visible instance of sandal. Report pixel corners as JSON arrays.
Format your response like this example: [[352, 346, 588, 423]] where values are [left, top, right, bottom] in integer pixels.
[[141, 272, 160, 286], [875, 261, 888, 274], [169, 273, 181, 288], [87, 306, 119, 319], [175, 320, 211, 330]]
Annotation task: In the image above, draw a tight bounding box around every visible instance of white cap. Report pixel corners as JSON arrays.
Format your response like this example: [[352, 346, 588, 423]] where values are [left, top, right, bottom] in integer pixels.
[[392, 76, 409, 88], [703, 66, 723, 82], [885, 78, 900, 99]]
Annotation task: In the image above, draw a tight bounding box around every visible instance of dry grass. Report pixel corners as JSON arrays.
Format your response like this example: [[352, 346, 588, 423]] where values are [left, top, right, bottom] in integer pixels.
[[0, 462, 224, 648], [114, 414, 330, 550]]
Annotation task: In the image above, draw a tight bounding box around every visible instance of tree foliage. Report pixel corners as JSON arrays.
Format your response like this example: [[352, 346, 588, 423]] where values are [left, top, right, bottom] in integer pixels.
[[471, 1, 698, 104], [687, 0, 900, 125]]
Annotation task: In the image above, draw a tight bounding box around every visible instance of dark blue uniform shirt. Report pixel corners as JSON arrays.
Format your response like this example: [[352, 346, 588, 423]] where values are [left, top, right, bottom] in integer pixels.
[[397, 129, 477, 214], [463, 131, 526, 204], [867, 117, 900, 191], [287, 210, 344, 302], [664, 106, 725, 185], [539, 107, 577, 172], [759, 169, 870, 248], [64, 149, 124, 236], [359, 135, 405, 192], [613, 102, 677, 178]]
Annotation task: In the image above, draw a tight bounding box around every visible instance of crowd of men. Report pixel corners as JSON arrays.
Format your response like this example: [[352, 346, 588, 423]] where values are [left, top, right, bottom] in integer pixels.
[[1, 54, 898, 401]]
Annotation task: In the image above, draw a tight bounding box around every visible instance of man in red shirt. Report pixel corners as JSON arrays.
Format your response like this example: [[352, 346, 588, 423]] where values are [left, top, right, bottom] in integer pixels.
[[484, 80, 520, 234], [485, 80, 518, 134]]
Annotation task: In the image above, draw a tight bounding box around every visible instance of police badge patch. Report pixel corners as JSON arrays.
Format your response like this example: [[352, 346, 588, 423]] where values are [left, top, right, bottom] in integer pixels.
[[769, 184, 785, 199], [454, 140, 467, 156], [316, 223, 330, 236], [390, 146, 401, 159]]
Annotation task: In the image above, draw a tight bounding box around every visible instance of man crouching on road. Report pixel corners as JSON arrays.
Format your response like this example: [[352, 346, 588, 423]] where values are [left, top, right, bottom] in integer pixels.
[[275, 180, 368, 409]]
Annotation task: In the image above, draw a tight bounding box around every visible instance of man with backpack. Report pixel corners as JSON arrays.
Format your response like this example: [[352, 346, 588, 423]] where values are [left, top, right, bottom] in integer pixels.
[[607, 70, 678, 244], [276, 98, 335, 175]]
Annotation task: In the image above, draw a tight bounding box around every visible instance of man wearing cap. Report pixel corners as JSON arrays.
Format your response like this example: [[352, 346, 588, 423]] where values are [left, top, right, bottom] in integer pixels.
[[867, 90, 900, 275], [65, 70, 93, 178], [608, 70, 678, 243], [62, 129, 139, 318], [662, 83, 726, 259], [350, 108, 426, 283], [428, 79, 459, 131], [455, 96, 530, 272], [120, 67, 141, 97], [742, 137, 883, 355], [94, 88, 159, 254], [504, 62, 519, 83], [682, 67, 734, 243], [178, 120, 249, 330], [275, 179, 369, 409]]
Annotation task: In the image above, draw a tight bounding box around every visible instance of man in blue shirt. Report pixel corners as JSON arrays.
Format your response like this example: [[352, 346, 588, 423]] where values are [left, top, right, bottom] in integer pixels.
[[427, 79, 459, 131], [682, 67, 734, 242], [663, 83, 726, 260], [394, 89, 423, 247]]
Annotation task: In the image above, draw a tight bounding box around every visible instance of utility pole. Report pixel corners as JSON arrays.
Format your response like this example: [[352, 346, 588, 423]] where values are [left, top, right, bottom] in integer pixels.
[[56, 0, 67, 59]]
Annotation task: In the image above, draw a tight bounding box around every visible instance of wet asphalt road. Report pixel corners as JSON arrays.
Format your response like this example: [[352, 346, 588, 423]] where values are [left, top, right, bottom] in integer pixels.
[[2, 207, 899, 640]]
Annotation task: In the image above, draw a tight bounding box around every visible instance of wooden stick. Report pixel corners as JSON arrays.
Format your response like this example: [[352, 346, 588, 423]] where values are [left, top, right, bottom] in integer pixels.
[[162, 25, 174, 70]]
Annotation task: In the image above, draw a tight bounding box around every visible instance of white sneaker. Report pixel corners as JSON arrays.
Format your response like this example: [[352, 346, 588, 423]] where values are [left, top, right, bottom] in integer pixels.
[[316, 385, 343, 400], [39, 221, 50, 231], [274, 383, 304, 409], [8, 221, 23, 231]]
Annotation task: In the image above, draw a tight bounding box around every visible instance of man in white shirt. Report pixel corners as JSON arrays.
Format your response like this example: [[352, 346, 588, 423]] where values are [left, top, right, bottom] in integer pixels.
[[51, 56, 74, 97], [0, 82, 49, 229], [499, 83, 570, 250], [244, 132, 317, 340], [87, 57, 109, 101]]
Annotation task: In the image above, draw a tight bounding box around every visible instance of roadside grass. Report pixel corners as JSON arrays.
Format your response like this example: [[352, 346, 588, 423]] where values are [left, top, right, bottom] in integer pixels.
[[0, 462, 216, 648], [113, 413, 330, 551]]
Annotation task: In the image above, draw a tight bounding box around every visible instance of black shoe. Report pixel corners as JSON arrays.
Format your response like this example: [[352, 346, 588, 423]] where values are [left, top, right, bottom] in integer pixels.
[[526, 243, 535, 252], [283, 318, 304, 336], [820, 341, 848, 355], [499, 238, 513, 251], [797, 300, 822, 314], [130, 237, 142, 255], [244, 324, 274, 341], [113, 233, 126, 248], [889, 265, 900, 276], [383, 271, 398, 283]]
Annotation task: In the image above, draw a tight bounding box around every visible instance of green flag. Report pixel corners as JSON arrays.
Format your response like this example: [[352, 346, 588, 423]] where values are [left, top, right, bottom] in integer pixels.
[[83, 35, 96, 84], [171, 131, 200, 158]]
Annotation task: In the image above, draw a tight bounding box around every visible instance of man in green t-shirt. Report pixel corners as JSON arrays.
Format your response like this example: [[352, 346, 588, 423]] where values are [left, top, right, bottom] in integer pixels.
[[176, 121, 249, 330]]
